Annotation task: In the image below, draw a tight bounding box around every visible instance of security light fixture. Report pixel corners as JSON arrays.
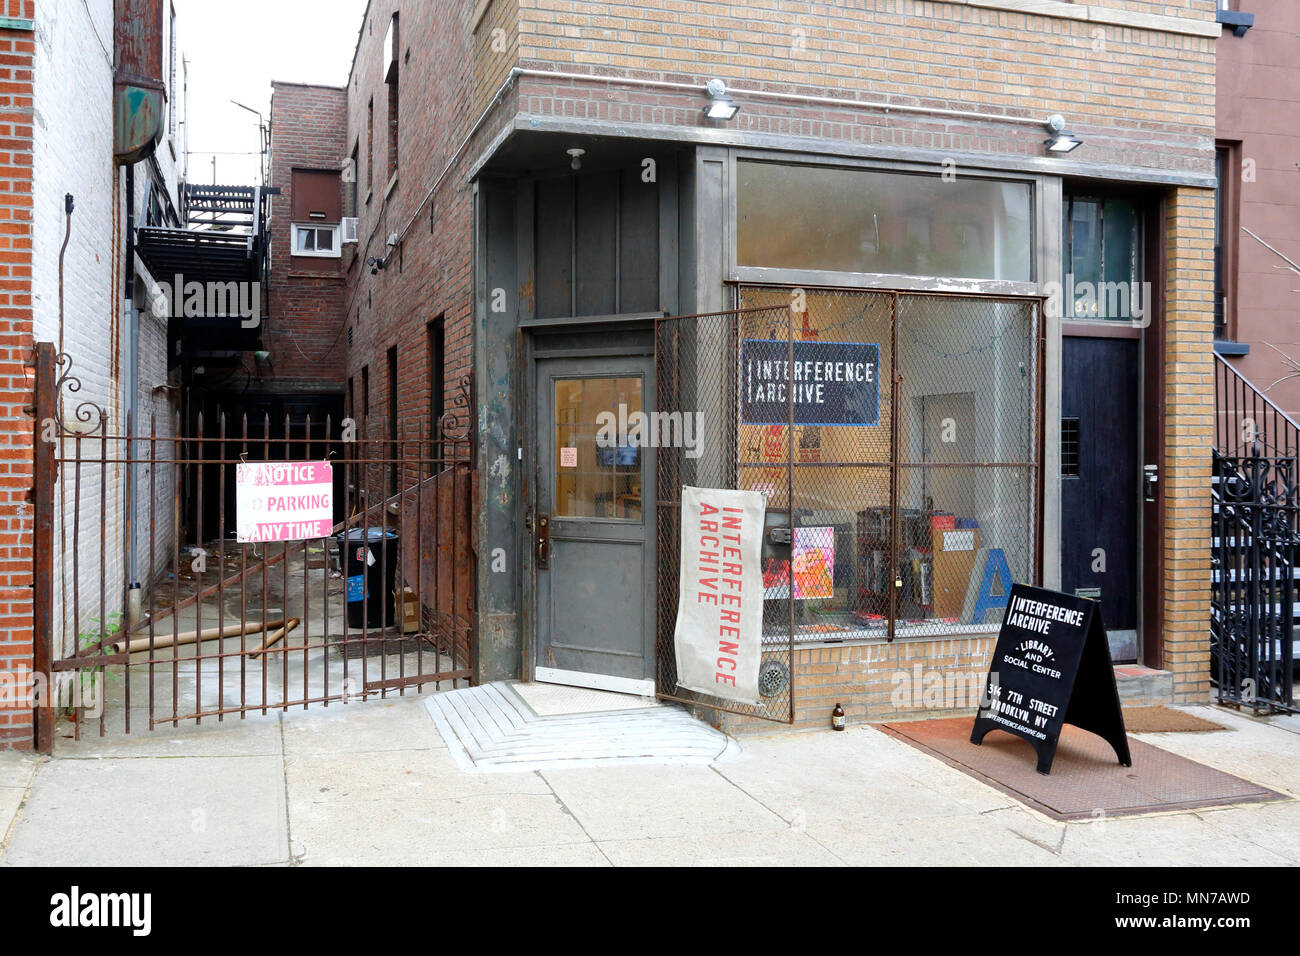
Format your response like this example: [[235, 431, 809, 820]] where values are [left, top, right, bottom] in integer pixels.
[[567, 147, 585, 171], [704, 79, 739, 121], [1043, 114, 1082, 154], [367, 255, 387, 275]]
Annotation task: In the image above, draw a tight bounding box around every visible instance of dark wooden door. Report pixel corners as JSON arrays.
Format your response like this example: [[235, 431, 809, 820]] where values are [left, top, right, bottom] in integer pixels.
[[1061, 336, 1140, 661]]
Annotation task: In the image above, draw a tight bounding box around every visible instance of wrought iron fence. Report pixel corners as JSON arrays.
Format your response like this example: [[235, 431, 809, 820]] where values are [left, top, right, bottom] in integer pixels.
[[1211, 448, 1298, 714], [32, 343, 475, 751]]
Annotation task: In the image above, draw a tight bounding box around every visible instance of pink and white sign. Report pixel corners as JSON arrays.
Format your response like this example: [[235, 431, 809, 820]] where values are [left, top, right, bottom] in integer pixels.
[[235, 462, 334, 543]]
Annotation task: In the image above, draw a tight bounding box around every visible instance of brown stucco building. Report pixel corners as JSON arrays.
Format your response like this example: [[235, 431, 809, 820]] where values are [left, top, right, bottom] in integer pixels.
[[1214, 1, 1300, 415]]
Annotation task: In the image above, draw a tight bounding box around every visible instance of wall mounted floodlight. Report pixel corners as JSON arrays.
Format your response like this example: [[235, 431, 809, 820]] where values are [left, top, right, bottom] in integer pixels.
[[1043, 114, 1082, 154], [367, 255, 387, 275], [704, 79, 739, 121]]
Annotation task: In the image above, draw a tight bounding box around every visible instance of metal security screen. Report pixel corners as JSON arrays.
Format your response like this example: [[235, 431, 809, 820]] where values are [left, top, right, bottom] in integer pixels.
[[655, 288, 1043, 724]]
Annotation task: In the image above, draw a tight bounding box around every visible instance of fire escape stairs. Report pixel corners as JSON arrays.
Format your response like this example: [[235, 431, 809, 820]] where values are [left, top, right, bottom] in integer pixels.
[[135, 183, 279, 358]]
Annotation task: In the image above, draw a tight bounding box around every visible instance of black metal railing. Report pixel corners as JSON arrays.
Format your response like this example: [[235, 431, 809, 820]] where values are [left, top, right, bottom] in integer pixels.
[[1212, 354, 1300, 712], [1215, 352, 1300, 461], [1211, 448, 1298, 714]]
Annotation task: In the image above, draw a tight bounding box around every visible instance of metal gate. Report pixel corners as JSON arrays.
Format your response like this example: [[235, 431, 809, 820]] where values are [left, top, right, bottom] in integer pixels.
[[654, 288, 1043, 724], [1211, 447, 1298, 713], [32, 343, 475, 751]]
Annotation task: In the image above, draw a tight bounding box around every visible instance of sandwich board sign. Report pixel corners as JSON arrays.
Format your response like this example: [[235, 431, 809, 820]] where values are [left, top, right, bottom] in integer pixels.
[[970, 583, 1131, 775]]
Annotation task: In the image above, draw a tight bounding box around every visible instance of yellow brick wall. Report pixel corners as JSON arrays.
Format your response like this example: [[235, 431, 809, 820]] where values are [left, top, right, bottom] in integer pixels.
[[473, 0, 520, 114], [488, 0, 1219, 719], [705, 638, 998, 734], [1163, 187, 1216, 705], [514, 0, 1215, 149]]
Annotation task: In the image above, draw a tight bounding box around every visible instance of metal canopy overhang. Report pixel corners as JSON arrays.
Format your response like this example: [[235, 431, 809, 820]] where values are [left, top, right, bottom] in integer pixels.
[[476, 128, 688, 179]]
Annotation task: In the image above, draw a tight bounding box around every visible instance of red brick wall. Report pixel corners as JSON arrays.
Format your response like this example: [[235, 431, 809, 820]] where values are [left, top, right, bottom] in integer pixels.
[[0, 4, 35, 748], [337, 1, 478, 443], [265, 82, 348, 393]]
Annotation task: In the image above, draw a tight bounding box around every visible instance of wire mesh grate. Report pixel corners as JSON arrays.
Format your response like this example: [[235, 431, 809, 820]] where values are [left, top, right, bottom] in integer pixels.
[[654, 287, 1042, 724]]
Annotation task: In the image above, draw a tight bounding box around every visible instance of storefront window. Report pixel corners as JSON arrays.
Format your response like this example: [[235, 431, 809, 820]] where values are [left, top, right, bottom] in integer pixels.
[[737, 160, 1033, 281], [732, 288, 1039, 642]]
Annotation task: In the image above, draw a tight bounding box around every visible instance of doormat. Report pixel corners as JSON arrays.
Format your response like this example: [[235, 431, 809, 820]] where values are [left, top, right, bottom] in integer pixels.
[[880, 717, 1285, 821], [1120, 706, 1227, 733]]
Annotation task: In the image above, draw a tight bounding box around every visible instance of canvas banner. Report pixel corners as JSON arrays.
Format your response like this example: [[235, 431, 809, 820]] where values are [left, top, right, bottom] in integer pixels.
[[673, 485, 765, 705]]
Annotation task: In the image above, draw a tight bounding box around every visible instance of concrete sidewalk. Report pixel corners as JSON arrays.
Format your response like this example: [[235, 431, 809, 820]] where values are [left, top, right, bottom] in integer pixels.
[[1, 694, 1298, 866]]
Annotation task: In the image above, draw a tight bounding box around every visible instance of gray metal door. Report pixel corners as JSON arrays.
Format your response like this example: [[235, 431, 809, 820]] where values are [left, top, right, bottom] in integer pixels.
[[534, 355, 655, 693]]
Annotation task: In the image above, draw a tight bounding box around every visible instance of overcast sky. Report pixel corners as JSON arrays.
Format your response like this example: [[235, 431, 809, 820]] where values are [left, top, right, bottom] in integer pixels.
[[173, 0, 368, 186]]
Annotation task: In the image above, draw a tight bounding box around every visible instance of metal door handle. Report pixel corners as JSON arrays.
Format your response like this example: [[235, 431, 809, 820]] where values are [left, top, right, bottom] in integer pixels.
[[536, 513, 550, 568], [1143, 464, 1158, 502]]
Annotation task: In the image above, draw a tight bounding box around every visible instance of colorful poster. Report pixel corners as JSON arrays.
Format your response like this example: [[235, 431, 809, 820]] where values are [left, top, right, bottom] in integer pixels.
[[235, 462, 334, 543], [674, 486, 765, 705], [792, 526, 834, 599]]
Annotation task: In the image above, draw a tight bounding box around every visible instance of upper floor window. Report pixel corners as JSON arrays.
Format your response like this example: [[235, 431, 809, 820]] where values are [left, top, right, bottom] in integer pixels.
[[1214, 144, 1240, 341], [347, 142, 359, 217], [366, 98, 374, 196], [386, 14, 400, 182], [292, 223, 341, 258]]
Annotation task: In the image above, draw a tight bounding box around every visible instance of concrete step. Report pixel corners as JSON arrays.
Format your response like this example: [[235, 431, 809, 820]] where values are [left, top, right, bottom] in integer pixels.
[[1114, 665, 1174, 707], [424, 682, 732, 772]]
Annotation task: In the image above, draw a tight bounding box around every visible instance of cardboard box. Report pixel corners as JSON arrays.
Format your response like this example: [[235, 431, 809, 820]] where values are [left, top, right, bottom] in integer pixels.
[[396, 586, 419, 634], [933, 527, 979, 619]]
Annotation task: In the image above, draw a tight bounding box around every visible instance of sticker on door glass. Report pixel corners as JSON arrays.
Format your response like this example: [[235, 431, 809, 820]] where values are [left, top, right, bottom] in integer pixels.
[[560, 447, 578, 468]]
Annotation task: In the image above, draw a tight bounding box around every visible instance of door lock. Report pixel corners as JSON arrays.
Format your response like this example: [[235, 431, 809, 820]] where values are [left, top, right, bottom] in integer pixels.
[[1143, 464, 1158, 502], [536, 513, 550, 568]]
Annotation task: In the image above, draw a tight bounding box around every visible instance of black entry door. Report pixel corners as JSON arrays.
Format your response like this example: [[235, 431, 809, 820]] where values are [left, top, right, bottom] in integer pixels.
[[1061, 336, 1140, 661]]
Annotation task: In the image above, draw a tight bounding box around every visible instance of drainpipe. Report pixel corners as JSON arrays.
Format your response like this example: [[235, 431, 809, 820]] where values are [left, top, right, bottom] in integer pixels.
[[124, 163, 141, 626]]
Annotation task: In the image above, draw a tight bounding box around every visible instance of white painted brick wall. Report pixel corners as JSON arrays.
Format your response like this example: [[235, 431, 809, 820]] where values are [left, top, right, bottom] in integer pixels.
[[32, 0, 183, 654]]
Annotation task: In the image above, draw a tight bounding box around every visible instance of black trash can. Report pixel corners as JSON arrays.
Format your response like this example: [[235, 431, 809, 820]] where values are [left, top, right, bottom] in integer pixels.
[[338, 527, 399, 628]]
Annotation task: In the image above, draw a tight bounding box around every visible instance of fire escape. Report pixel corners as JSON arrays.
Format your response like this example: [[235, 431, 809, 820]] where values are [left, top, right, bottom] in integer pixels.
[[135, 183, 275, 362]]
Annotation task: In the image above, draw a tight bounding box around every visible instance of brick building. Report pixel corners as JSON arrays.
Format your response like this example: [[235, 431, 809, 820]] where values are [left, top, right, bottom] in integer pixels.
[[0, 2, 35, 747], [269, 0, 1220, 732], [0, 0, 188, 748], [250, 81, 349, 418], [1213, 1, 1300, 410]]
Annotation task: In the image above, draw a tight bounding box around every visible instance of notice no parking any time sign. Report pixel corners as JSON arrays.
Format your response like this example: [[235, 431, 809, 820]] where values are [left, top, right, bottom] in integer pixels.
[[235, 462, 334, 543]]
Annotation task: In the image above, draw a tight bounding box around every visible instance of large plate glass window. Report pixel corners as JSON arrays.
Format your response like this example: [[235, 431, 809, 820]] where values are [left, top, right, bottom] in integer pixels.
[[737, 160, 1033, 282]]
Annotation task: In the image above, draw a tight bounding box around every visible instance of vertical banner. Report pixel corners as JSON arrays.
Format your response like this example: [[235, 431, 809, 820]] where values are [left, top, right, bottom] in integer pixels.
[[674, 486, 765, 705], [235, 462, 334, 543]]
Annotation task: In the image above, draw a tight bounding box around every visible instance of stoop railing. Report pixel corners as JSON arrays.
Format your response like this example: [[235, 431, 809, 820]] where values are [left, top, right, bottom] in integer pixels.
[[1212, 354, 1299, 713]]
